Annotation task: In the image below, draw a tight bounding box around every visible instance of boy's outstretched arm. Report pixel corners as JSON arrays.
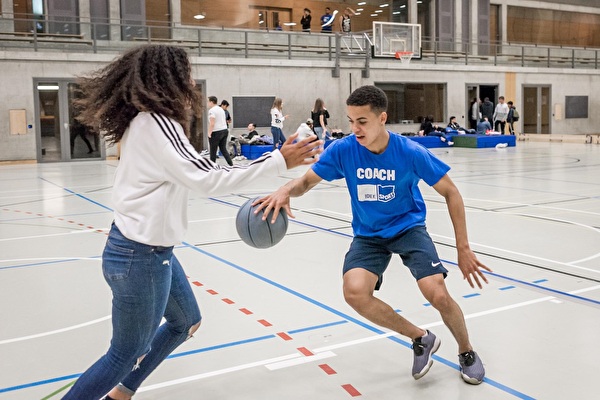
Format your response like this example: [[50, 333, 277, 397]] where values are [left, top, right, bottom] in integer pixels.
[[254, 169, 323, 223], [433, 174, 492, 289]]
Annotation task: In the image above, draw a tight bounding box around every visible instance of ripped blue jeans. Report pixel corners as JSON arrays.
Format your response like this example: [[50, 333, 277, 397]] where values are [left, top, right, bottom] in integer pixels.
[[63, 223, 201, 399]]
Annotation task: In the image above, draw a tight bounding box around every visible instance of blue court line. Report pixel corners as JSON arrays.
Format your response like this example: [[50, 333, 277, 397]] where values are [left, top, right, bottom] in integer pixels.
[[0, 186, 569, 398], [500, 286, 516, 290], [0, 320, 347, 394], [39, 177, 114, 213], [0, 374, 81, 394], [182, 242, 534, 399]]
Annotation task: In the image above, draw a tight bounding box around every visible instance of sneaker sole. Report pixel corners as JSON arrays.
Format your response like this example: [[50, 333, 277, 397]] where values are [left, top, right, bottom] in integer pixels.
[[413, 336, 441, 380], [460, 372, 483, 385]]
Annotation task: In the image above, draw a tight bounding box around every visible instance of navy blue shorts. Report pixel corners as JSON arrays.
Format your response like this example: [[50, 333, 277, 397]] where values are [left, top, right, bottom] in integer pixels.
[[343, 225, 448, 290]]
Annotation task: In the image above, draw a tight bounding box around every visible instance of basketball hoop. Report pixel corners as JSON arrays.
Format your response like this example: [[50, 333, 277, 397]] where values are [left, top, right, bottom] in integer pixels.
[[395, 51, 413, 64]]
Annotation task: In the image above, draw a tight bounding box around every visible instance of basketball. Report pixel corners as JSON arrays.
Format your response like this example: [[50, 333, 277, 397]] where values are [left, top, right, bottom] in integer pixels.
[[236, 197, 288, 248]]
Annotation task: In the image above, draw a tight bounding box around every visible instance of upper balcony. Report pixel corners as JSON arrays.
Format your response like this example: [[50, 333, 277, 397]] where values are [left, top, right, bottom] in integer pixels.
[[1, 16, 599, 71]]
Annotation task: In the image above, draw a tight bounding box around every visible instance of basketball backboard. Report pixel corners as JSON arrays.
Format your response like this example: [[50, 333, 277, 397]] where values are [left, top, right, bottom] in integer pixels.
[[372, 22, 421, 59]]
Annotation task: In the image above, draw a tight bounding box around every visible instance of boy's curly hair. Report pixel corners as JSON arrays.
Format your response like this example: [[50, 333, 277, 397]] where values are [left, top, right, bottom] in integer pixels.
[[75, 45, 201, 144], [346, 85, 388, 115]]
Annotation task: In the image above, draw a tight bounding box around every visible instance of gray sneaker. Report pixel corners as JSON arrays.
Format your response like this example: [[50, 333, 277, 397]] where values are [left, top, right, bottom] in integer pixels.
[[459, 350, 485, 384], [412, 330, 441, 379]]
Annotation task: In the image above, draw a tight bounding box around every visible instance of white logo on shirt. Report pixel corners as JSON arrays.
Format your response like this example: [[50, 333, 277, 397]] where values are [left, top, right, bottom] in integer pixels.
[[357, 184, 396, 203]]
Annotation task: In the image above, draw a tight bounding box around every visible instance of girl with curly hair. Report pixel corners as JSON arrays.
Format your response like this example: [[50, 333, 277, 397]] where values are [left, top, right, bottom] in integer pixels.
[[63, 45, 321, 400]]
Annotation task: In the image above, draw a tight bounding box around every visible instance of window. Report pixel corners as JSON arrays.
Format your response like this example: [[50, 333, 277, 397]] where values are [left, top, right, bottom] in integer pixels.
[[376, 83, 445, 124]]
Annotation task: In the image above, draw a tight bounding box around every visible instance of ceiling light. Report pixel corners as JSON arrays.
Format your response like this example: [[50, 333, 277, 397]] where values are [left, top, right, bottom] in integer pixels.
[[284, 22, 296, 26], [37, 85, 59, 90], [357, 8, 363, 11], [358, 2, 366, 5], [375, 10, 383, 13], [193, 13, 205, 20], [370, 14, 378, 17], [380, 3, 389, 7]]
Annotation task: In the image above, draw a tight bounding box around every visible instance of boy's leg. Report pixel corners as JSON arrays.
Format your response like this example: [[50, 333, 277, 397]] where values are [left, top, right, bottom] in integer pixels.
[[343, 268, 425, 339], [417, 275, 472, 353]]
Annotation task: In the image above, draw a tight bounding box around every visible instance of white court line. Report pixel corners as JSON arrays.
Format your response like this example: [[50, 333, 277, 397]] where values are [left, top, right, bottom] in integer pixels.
[[136, 284, 600, 394], [430, 233, 600, 275], [0, 229, 104, 243], [0, 315, 111, 345], [138, 351, 323, 393], [265, 351, 336, 370], [457, 196, 600, 217]]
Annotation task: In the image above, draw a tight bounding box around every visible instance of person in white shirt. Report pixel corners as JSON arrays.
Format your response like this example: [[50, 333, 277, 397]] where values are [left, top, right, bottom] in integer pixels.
[[63, 44, 322, 400], [493, 96, 510, 135], [270, 97, 289, 150], [208, 96, 232, 165]]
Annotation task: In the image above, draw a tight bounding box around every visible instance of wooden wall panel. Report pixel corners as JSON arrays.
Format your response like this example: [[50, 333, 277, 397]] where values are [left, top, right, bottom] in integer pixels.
[[181, 0, 387, 33], [507, 6, 600, 47]]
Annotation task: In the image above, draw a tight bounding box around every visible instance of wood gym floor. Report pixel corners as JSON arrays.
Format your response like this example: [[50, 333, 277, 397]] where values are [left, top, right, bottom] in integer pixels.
[[1, 141, 599, 400]]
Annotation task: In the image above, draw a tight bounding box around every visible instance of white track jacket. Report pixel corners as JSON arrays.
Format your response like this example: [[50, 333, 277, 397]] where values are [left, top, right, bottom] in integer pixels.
[[113, 112, 286, 246]]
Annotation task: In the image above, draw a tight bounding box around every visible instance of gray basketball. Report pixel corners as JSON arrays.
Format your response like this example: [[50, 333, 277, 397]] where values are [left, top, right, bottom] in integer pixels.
[[236, 197, 288, 248]]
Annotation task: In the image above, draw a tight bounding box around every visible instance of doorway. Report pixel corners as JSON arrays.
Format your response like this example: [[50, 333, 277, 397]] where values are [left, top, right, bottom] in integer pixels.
[[466, 84, 498, 127], [522, 85, 551, 134], [254, 7, 292, 31], [34, 79, 104, 162]]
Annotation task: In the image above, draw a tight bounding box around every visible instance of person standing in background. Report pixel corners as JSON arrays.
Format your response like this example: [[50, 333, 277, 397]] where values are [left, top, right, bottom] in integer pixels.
[[470, 98, 481, 130], [208, 96, 233, 166], [220, 100, 232, 128], [493, 96, 509, 134], [321, 7, 333, 33], [311, 98, 330, 140], [271, 97, 289, 150], [301, 8, 312, 32], [340, 7, 356, 34], [506, 101, 519, 135], [481, 97, 494, 123]]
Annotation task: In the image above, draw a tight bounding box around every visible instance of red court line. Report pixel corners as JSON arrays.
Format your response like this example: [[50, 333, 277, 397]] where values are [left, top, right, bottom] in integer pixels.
[[222, 298, 235, 304], [341, 384, 361, 397], [191, 281, 203, 287], [297, 347, 314, 356], [318, 364, 337, 375], [239, 308, 253, 315], [276, 332, 293, 341], [206, 289, 218, 295], [258, 319, 272, 327]]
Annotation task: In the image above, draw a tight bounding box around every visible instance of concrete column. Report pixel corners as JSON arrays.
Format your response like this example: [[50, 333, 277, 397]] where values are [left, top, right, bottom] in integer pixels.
[[470, 0, 478, 55], [455, 0, 462, 53], [500, 2, 508, 44], [109, 0, 121, 41], [170, 0, 181, 27], [79, 0, 92, 39], [1, 0, 14, 32], [408, 0, 417, 24]]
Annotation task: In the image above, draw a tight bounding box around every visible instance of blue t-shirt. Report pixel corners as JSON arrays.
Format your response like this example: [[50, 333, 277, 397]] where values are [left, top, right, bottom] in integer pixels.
[[321, 14, 333, 31], [312, 132, 450, 238]]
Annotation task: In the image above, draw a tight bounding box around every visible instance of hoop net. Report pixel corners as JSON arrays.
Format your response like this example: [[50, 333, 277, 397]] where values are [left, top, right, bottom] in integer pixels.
[[395, 51, 413, 64]]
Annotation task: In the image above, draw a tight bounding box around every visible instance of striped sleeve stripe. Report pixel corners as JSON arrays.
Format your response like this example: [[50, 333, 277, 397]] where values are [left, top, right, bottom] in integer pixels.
[[150, 113, 208, 171], [151, 113, 275, 171]]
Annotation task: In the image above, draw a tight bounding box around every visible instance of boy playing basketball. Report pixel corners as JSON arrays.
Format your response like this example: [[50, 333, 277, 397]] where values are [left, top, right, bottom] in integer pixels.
[[256, 85, 490, 384]]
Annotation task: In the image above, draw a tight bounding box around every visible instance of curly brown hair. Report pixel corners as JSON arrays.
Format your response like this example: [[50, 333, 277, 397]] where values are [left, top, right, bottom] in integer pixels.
[[75, 45, 201, 145]]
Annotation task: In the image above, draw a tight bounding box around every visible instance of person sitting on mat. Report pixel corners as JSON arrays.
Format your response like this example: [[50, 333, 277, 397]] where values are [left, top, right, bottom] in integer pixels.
[[419, 115, 454, 146], [447, 116, 476, 134]]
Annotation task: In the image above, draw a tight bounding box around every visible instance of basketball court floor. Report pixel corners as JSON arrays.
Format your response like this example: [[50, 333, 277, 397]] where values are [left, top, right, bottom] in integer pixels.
[[1, 141, 599, 399]]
